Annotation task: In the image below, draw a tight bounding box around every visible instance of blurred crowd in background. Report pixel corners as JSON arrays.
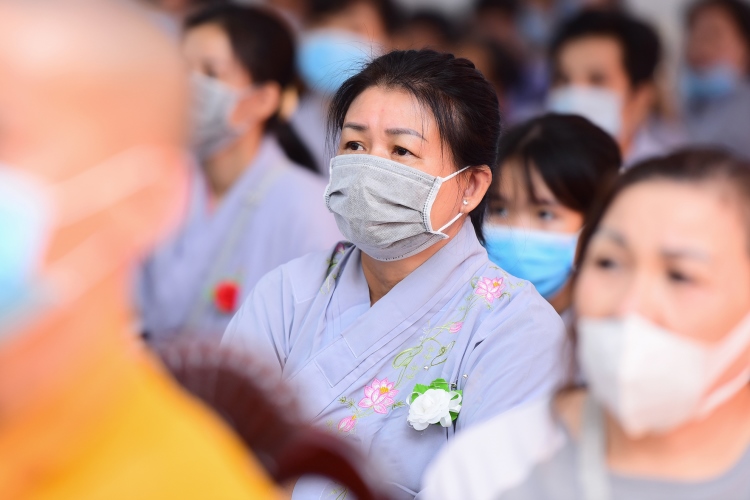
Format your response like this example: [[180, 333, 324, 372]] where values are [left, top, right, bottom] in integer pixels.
[[144, 0, 750, 167], [4, 0, 750, 498]]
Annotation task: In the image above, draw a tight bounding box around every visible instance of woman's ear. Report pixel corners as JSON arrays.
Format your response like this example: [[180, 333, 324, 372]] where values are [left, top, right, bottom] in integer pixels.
[[462, 165, 492, 213]]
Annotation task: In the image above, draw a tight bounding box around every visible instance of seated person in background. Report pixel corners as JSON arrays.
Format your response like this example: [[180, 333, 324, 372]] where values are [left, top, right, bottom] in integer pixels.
[[391, 10, 456, 52], [0, 2, 277, 498], [138, 4, 341, 342], [484, 114, 621, 326], [453, 35, 523, 124], [224, 49, 566, 499], [547, 10, 685, 167], [424, 150, 750, 499], [682, 0, 750, 160], [291, 0, 396, 175]]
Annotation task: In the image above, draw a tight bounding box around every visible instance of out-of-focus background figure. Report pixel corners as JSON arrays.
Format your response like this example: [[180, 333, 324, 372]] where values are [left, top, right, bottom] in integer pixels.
[[137, 4, 341, 342], [291, 0, 396, 174], [0, 1, 279, 497], [547, 10, 686, 167], [682, 0, 750, 159], [483, 114, 621, 326]]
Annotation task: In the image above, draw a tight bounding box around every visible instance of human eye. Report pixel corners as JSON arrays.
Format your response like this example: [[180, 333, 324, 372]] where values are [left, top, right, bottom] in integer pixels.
[[589, 72, 608, 87], [492, 206, 508, 219], [393, 146, 414, 157], [594, 256, 619, 270], [586, 248, 621, 271], [537, 209, 555, 221], [667, 268, 694, 284], [344, 141, 365, 152]]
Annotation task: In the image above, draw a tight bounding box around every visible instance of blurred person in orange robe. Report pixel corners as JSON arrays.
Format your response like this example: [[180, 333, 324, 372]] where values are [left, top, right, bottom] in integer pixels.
[[0, 1, 280, 498]]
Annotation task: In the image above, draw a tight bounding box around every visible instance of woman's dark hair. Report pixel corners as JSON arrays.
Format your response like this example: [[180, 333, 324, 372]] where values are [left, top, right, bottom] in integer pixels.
[[328, 49, 502, 243], [185, 5, 318, 172], [550, 10, 661, 89], [687, 0, 750, 76], [495, 113, 621, 214], [308, 0, 400, 33]]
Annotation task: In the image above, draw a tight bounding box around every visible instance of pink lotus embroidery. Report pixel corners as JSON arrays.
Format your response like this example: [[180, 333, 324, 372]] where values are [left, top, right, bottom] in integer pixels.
[[358, 378, 399, 414], [449, 322, 463, 334], [338, 415, 357, 433], [475, 276, 505, 304]]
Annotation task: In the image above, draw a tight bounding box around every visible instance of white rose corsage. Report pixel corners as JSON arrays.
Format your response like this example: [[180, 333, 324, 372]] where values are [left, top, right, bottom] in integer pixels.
[[406, 378, 462, 431]]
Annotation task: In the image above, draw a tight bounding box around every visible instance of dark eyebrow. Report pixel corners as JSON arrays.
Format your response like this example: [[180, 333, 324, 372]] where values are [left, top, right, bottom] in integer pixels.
[[343, 122, 367, 132], [530, 197, 560, 207], [487, 192, 507, 203], [341, 122, 426, 141], [385, 128, 426, 141]]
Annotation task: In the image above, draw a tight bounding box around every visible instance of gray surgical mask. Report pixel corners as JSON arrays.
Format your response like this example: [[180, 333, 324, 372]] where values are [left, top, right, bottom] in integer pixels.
[[190, 73, 245, 162], [324, 154, 469, 261]]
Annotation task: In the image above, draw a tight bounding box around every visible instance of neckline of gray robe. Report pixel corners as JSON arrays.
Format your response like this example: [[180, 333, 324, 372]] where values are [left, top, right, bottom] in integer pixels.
[[141, 137, 286, 337], [285, 221, 489, 418]]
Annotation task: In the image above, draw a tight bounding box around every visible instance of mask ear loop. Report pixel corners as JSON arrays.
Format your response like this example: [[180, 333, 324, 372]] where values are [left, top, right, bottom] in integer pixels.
[[425, 166, 472, 234]]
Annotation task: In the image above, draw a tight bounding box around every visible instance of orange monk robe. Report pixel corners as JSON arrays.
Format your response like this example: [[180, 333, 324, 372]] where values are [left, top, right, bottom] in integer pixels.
[[0, 310, 280, 500]]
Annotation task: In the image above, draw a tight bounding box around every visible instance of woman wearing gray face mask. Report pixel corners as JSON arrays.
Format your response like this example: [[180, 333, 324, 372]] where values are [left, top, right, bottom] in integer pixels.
[[223, 49, 566, 499], [136, 5, 342, 343]]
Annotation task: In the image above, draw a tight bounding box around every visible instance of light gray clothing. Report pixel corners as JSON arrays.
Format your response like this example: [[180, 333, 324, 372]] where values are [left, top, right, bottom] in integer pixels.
[[223, 221, 567, 498], [290, 93, 331, 177], [625, 118, 687, 168], [423, 396, 750, 500], [138, 137, 341, 341], [685, 82, 750, 160]]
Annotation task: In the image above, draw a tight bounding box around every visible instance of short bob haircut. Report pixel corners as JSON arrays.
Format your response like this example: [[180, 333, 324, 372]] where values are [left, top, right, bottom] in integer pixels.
[[328, 49, 502, 243]]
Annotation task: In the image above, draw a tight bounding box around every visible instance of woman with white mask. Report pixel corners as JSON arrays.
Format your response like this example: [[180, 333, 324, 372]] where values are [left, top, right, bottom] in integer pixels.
[[223, 49, 566, 499], [138, 4, 341, 342], [484, 113, 621, 326], [682, 0, 750, 160], [547, 10, 685, 167], [423, 149, 750, 500]]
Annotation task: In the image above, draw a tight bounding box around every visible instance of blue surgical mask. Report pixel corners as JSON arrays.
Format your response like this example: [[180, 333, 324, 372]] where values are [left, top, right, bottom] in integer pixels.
[[0, 167, 50, 332], [681, 63, 741, 103], [483, 224, 578, 299], [297, 29, 378, 96]]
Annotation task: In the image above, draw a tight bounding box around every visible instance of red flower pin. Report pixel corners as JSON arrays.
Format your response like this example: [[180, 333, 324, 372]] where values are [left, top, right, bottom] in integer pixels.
[[214, 280, 239, 314]]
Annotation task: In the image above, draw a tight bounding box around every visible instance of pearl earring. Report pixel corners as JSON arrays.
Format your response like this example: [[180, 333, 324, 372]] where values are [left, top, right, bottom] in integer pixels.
[[462, 199, 469, 206]]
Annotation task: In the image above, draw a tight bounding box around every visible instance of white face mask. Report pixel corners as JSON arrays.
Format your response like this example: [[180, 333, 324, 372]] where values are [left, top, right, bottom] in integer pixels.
[[547, 85, 623, 138], [325, 154, 468, 261], [578, 313, 750, 437]]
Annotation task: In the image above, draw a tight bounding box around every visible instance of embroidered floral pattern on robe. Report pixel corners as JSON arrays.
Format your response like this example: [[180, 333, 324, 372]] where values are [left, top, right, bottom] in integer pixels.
[[336, 273, 514, 434]]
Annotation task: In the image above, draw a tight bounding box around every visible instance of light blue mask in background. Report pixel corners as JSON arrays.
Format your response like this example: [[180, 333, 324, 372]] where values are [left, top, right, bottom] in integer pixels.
[[681, 63, 741, 103], [0, 167, 50, 333], [297, 29, 378, 97], [483, 224, 578, 299]]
